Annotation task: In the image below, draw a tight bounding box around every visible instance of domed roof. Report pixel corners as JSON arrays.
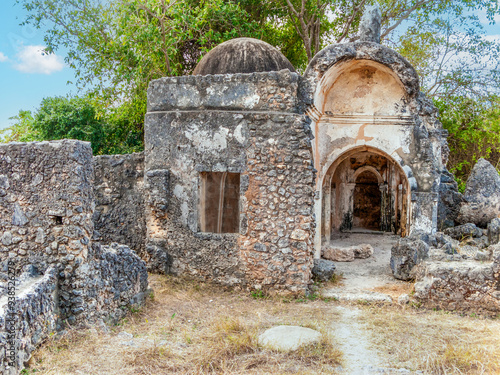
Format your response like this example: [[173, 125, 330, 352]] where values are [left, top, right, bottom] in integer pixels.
[[192, 38, 296, 76]]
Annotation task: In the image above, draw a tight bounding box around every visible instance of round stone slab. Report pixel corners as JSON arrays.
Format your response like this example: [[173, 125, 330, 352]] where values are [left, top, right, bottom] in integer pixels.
[[258, 325, 322, 351]]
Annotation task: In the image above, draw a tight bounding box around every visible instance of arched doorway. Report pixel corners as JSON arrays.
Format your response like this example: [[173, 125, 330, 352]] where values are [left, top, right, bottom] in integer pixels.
[[321, 146, 409, 244]]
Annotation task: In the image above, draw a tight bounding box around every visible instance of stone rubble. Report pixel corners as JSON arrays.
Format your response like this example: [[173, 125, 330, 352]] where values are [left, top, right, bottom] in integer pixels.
[[322, 244, 374, 262]]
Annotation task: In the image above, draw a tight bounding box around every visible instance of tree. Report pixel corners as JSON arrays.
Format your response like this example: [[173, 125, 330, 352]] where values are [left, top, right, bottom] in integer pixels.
[[0, 110, 38, 143], [31, 96, 106, 154], [1, 95, 144, 155], [436, 95, 500, 190], [19, 0, 263, 100], [14, 0, 500, 161], [393, 2, 500, 100]]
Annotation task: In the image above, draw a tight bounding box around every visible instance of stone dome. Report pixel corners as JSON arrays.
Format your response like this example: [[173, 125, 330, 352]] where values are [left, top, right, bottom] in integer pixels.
[[192, 38, 296, 75]]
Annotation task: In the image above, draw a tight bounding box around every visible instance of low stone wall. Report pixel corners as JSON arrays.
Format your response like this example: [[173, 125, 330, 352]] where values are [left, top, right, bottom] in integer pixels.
[[93, 153, 146, 256], [0, 140, 94, 275], [0, 267, 58, 375], [0, 140, 149, 327], [70, 242, 148, 325], [414, 256, 500, 316]]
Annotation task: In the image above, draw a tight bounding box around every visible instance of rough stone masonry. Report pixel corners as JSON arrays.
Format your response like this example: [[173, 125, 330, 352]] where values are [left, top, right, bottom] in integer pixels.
[[2, 10, 500, 372], [0, 140, 147, 374]]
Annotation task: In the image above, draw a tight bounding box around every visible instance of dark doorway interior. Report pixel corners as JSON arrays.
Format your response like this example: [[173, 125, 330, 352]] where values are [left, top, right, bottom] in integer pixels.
[[353, 170, 381, 230]]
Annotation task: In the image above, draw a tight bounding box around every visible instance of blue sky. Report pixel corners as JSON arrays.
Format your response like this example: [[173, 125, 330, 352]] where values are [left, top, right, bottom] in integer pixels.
[[0, 3, 499, 131], [0, 2, 76, 130]]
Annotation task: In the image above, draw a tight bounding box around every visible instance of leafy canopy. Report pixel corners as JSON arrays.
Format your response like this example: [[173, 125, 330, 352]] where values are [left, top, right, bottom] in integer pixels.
[[8, 0, 500, 179]]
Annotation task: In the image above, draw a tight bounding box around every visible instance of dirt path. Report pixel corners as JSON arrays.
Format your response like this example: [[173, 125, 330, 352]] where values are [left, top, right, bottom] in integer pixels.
[[322, 233, 412, 302], [331, 305, 383, 374]]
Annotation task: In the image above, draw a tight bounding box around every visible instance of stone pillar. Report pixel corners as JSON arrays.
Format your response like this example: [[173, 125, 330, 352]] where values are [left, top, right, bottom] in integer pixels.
[[359, 4, 382, 43]]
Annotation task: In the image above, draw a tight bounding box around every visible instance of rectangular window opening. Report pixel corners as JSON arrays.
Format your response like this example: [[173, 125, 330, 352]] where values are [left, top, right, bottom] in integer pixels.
[[200, 172, 240, 233]]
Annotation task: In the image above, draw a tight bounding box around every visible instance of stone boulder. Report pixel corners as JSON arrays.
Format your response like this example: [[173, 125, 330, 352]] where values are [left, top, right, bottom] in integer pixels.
[[311, 259, 336, 282], [322, 244, 374, 262], [258, 325, 322, 351], [443, 223, 483, 240], [488, 218, 500, 245], [457, 158, 500, 228], [437, 169, 464, 230], [390, 237, 429, 280]]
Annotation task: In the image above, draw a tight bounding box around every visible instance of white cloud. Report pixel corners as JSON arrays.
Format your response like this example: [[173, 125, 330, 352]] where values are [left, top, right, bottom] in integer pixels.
[[13, 45, 64, 74], [0, 52, 7, 62], [485, 34, 500, 43], [478, 11, 500, 25]]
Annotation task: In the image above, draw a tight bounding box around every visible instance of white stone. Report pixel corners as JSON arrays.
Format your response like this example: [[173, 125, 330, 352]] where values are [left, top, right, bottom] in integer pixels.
[[258, 325, 322, 351], [398, 294, 410, 305], [1, 231, 12, 246], [290, 229, 307, 240]]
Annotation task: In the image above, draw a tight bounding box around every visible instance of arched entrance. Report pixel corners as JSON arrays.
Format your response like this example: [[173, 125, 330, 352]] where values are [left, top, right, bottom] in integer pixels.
[[321, 146, 410, 244]]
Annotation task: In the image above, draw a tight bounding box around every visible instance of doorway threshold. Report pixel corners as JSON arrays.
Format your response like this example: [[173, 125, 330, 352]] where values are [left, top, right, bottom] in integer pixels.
[[342, 228, 387, 235]]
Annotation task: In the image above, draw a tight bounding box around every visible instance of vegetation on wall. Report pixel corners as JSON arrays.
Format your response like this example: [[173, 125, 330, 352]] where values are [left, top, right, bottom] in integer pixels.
[[2, 0, 499, 178]]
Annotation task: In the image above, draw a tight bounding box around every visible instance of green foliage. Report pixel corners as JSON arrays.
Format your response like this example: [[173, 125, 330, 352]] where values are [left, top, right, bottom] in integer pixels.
[[436, 95, 500, 189], [250, 289, 267, 299], [1, 95, 144, 155], [394, 3, 500, 100], [31, 96, 106, 154], [0, 110, 38, 143]]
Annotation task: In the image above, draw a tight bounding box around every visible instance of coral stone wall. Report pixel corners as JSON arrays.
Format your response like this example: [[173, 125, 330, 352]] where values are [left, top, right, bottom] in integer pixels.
[[93, 153, 146, 255], [0, 140, 94, 274], [145, 70, 316, 292], [0, 141, 148, 328], [0, 267, 58, 375], [240, 115, 315, 293]]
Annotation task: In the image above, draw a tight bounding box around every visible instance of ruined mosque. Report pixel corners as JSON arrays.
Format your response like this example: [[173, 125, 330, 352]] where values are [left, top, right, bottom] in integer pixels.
[[1, 7, 500, 373]]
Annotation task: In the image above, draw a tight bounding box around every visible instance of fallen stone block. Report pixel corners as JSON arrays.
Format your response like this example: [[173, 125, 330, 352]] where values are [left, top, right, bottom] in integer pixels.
[[322, 244, 374, 262], [312, 259, 336, 282], [488, 217, 500, 245], [390, 237, 429, 280], [258, 325, 322, 351], [443, 223, 482, 239], [457, 158, 500, 228], [414, 259, 500, 315]]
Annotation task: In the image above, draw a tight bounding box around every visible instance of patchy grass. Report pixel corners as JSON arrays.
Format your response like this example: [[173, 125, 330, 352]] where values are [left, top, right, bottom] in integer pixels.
[[29, 275, 343, 375], [359, 305, 500, 374], [28, 274, 500, 375], [326, 272, 345, 287]]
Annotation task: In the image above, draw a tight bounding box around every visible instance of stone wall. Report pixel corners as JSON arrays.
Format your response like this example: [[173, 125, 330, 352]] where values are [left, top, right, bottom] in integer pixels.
[[0, 266, 58, 375], [0, 140, 148, 326], [239, 115, 315, 293], [70, 242, 148, 325], [93, 153, 146, 256], [414, 255, 500, 316], [0, 140, 94, 275], [145, 71, 316, 293]]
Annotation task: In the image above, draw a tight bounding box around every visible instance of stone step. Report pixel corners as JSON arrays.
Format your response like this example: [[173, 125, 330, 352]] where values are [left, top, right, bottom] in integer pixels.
[[322, 289, 393, 303]]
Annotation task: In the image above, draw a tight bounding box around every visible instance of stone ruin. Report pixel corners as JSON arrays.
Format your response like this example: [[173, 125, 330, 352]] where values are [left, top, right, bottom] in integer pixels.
[[1, 10, 500, 373]]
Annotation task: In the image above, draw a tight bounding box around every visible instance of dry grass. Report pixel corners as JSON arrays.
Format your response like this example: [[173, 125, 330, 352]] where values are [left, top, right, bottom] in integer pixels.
[[370, 281, 414, 299], [324, 272, 345, 287], [359, 305, 500, 374], [27, 274, 343, 375], [25, 274, 500, 375]]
